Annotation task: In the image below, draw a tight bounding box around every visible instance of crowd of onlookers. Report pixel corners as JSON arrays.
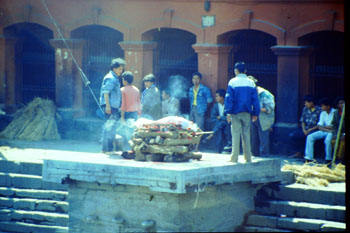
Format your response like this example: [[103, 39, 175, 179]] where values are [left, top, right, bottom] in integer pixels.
[[98, 57, 345, 165]]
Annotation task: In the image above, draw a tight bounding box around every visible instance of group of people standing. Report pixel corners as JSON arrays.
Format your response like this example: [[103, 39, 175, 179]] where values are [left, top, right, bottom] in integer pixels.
[[98, 57, 344, 164], [98, 58, 276, 164]]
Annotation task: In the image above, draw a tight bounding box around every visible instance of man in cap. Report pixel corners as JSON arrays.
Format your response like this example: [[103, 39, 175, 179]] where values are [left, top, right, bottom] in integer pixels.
[[141, 74, 162, 120]]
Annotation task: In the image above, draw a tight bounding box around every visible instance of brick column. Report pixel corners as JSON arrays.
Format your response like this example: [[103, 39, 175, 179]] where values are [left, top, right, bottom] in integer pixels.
[[49, 39, 85, 117], [119, 41, 157, 90], [2, 37, 18, 113], [192, 44, 232, 95], [0, 36, 5, 104], [271, 46, 313, 140]]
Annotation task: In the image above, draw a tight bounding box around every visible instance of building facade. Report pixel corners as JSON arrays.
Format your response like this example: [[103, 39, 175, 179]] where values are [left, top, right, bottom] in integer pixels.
[[0, 0, 344, 139]]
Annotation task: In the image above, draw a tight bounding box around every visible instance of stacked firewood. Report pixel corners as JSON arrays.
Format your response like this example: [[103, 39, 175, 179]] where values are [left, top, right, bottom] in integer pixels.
[[126, 118, 205, 162]]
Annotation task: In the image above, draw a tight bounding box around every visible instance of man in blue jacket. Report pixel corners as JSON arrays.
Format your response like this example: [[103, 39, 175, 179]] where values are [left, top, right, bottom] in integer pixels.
[[188, 72, 213, 130], [99, 57, 125, 153], [224, 62, 260, 163]]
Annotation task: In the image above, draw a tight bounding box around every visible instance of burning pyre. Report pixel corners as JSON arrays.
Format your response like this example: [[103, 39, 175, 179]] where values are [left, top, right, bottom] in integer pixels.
[[122, 116, 207, 162]]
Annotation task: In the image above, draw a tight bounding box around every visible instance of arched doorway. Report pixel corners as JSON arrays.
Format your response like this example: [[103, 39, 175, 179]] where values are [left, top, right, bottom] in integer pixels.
[[142, 28, 197, 115], [71, 25, 124, 116], [299, 31, 344, 105], [221, 29, 277, 96], [4, 23, 55, 104]]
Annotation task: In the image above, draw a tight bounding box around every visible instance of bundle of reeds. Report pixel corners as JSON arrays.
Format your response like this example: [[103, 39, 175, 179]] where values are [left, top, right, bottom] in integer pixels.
[[0, 97, 60, 141], [282, 162, 345, 187]]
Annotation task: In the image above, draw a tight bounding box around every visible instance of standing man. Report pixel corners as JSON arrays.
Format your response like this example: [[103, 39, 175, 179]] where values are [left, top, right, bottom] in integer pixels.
[[99, 57, 125, 153], [224, 62, 260, 163], [141, 74, 162, 120], [188, 72, 213, 130], [248, 76, 275, 156], [162, 89, 180, 117], [304, 97, 336, 163]]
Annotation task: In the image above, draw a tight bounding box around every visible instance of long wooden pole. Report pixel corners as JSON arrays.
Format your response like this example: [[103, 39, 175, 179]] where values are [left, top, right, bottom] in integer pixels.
[[331, 104, 345, 168]]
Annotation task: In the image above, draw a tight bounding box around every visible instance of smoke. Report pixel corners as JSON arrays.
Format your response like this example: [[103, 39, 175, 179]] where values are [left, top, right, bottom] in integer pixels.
[[167, 75, 191, 99]]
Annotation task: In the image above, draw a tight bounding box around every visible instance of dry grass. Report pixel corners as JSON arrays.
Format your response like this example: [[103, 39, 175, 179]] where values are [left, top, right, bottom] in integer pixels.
[[0, 98, 60, 141], [282, 162, 345, 187]]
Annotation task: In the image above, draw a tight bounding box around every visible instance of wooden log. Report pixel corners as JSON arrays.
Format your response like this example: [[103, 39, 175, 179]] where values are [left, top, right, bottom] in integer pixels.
[[132, 138, 144, 145], [143, 145, 188, 155], [134, 130, 179, 139], [164, 154, 190, 162], [145, 154, 165, 162], [163, 137, 200, 146], [185, 152, 202, 160]]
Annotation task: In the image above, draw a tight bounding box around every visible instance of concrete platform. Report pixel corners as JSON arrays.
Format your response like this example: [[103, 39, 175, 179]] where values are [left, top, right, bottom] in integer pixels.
[[42, 152, 284, 194]]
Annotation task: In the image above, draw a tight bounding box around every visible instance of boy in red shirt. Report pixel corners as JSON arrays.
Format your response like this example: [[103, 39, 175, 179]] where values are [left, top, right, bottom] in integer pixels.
[[120, 71, 141, 122]]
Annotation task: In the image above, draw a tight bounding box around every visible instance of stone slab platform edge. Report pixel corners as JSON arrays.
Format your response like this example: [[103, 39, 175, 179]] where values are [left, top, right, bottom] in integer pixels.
[[42, 158, 283, 194]]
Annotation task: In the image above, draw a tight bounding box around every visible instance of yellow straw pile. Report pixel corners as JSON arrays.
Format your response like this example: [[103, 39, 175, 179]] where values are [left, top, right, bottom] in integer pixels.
[[282, 162, 345, 187], [0, 97, 60, 141]]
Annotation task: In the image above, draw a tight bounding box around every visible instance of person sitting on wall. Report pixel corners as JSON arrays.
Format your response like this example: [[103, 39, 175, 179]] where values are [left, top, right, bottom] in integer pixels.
[[188, 72, 213, 130], [304, 97, 336, 163], [141, 74, 162, 120], [248, 76, 275, 157], [204, 89, 232, 153], [288, 95, 322, 157], [161, 89, 180, 117]]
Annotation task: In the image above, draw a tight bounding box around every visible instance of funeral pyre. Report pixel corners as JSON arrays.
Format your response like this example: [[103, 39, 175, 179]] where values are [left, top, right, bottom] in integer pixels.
[[121, 116, 209, 162]]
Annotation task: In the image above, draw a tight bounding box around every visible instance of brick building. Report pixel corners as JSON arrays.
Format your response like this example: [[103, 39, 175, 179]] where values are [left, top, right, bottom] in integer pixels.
[[0, 0, 344, 144]]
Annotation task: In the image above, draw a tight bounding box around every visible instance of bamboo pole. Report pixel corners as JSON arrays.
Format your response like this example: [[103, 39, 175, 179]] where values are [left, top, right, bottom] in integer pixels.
[[331, 104, 345, 168]]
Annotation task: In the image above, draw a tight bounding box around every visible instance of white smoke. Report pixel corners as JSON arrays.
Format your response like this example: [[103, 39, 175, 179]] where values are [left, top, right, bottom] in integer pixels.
[[167, 75, 190, 99]]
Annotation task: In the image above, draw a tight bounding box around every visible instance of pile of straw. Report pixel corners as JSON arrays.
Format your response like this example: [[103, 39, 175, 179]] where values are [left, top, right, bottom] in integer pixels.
[[282, 162, 345, 187], [0, 98, 60, 141]]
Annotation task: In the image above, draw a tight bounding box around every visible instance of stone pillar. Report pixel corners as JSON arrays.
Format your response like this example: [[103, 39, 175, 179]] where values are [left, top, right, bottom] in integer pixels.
[[49, 39, 85, 118], [271, 46, 313, 143], [192, 44, 232, 96], [119, 41, 157, 90], [0, 36, 5, 104], [2, 37, 18, 113]]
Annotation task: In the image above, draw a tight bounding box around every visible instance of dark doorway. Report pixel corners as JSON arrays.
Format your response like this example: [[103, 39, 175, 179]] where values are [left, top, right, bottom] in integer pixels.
[[71, 25, 124, 117], [299, 31, 344, 106], [221, 29, 277, 96], [4, 23, 55, 104], [142, 28, 197, 115]]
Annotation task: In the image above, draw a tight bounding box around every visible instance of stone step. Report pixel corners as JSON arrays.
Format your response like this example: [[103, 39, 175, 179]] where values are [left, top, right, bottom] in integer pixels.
[[261, 182, 345, 206], [0, 187, 67, 201], [0, 160, 42, 176], [0, 221, 68, 233], [255, 200, 345, 222], [243, 226, 293, 232], [0, 209, 68, 227], [246, 214, 346, 232], [0, 172, 67, 191], [0, 197, 68, 213]]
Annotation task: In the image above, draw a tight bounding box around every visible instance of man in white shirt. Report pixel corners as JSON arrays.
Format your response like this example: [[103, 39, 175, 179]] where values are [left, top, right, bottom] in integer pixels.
[[304, 97, 336, 163], [162, 89, 180, 117]]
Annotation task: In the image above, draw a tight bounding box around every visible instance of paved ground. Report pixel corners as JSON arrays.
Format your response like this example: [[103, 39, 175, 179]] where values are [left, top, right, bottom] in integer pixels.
[[0, 138, 305, 165], [0, 138, 346, 192]]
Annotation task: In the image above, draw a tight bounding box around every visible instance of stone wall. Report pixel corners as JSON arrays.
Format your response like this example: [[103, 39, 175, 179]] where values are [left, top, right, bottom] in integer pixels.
[[68, 181, 257, 232]]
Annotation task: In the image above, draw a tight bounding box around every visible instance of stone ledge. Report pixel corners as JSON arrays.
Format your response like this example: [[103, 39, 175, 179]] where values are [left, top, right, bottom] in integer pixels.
[[43, 153, 283, 194]]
